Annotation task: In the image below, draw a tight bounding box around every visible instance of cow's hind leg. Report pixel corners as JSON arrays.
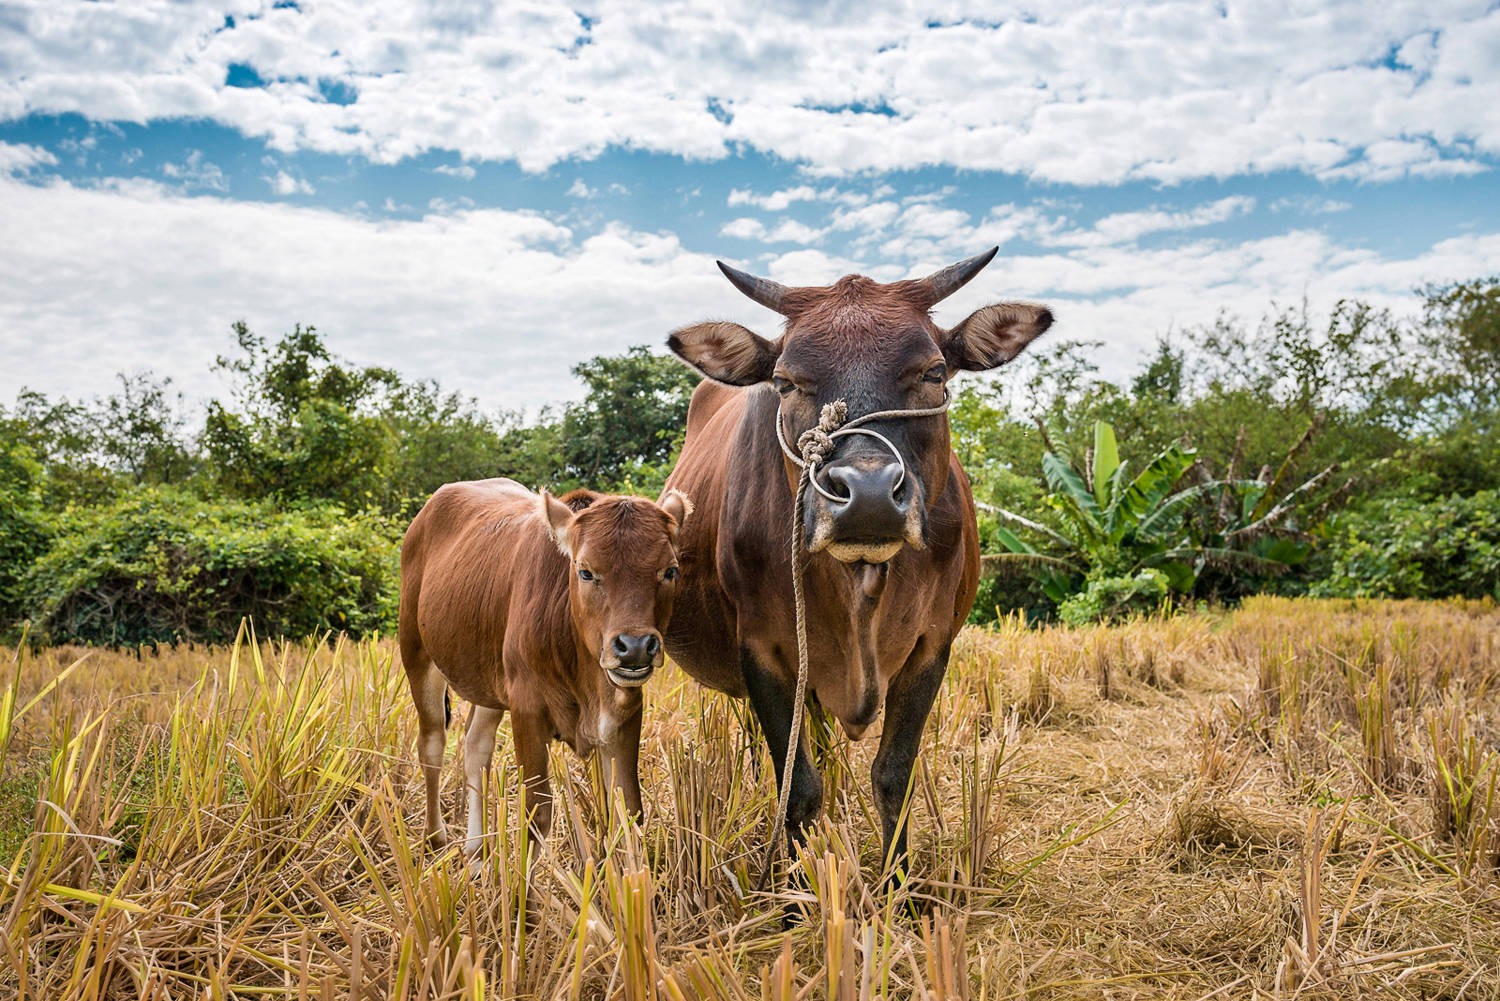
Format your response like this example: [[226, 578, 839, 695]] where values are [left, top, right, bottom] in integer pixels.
[[463, 705, 506, 859], [405, 654, 451, 848], [871, 643, 950, 896], [742, 647, 823, 855]]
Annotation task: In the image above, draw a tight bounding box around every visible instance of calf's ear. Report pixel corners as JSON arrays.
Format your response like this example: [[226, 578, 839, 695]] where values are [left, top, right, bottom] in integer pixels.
[[539, 489, 575, 556], [659, 489, 693, 529], [668, 321, 779, 385], [941, 302, 1053, 371]]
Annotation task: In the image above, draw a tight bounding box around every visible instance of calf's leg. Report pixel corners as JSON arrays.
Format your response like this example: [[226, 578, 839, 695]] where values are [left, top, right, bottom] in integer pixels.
[[510, 709, 553, 849], [742, 647, 823, 855], [405, 656, 451, 848], [600, 704, 645, 821], [463, 705, 506, 857], [871, 645, 949, 889]]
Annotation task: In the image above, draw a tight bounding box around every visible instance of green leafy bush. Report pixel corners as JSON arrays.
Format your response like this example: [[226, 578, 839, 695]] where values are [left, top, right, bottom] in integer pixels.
[[1311, 492, 1500, 600], [22, 488, 400, 645], [1057, 568, 1171, 626], [0, 440, 50, 632]]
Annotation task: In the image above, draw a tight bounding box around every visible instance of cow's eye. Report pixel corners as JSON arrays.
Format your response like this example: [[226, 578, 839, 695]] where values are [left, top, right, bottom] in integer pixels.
[[772, 376, 796, 396], [578, 568, 596, 582], [663, 566, 679, 582], [922, 364, 947, 384]]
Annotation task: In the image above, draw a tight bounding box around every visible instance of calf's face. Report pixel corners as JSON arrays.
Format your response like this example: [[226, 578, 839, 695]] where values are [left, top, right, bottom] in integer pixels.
[[541, 490, 692, 689]]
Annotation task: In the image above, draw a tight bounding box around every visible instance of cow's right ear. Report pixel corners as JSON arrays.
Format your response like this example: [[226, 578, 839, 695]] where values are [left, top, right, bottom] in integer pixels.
[[667, 321, 779, 386], [539, 489, 575, 556]]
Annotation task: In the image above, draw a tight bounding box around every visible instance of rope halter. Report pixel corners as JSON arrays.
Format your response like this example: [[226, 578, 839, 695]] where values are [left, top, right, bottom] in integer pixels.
[[774, 389, 951, 503], [758, 385, 952, 891]]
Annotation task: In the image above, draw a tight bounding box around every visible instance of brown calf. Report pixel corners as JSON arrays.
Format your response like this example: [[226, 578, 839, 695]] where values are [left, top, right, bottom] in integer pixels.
[[398, 477, 691, 853]]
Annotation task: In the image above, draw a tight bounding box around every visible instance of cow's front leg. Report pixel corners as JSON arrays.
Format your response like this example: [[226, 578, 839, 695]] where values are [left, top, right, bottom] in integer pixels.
[[871, 643, 949, 891], [600, 702, 645, 822], [510, 708, 553, 850], [741, 646, 823, 855]]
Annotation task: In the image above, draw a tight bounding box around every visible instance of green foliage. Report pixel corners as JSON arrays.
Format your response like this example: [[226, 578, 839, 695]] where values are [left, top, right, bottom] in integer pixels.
[[991, 420, 1318, 621], [1057, 569, 1170, 626], [0, 440, 50, 631], [561, 346, 699, 486], [1311, 492, 1500, 601], [22, 488, 399, 645]]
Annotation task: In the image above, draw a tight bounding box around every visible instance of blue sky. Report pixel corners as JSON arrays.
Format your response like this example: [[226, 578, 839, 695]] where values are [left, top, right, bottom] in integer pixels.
[[2, 1, 1498, 413]]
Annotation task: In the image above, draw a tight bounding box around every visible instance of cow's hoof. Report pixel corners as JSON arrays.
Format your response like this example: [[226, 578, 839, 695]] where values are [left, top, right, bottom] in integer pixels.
[[426, 828, 450, 851]]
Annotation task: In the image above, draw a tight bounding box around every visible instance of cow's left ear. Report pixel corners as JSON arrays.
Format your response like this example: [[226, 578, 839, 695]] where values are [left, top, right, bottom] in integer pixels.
[[539, 489, 575, 556], [941, 302, 1053, 371], [658, 488, 693, 529]]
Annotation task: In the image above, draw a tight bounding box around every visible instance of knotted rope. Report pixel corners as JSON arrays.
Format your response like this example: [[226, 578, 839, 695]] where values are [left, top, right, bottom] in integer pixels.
[[759, 388, 951, 889]]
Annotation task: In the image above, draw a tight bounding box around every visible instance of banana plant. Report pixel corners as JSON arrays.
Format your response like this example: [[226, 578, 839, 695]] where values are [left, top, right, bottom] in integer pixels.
[[986, 420, 1300, 603]]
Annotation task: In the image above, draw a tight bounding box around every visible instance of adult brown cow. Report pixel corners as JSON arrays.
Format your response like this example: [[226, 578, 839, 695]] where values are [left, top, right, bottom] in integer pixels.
[[399, 478, 691, 854], [663, 249, 1051, 884]]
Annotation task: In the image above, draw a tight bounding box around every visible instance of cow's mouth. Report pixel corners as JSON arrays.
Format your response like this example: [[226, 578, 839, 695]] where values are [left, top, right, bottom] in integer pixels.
[[606, 663, 655, 688], [824, 539, 904, 564]]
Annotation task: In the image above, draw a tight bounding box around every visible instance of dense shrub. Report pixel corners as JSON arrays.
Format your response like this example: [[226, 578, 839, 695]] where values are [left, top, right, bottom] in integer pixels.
[[0, 441, 50, 632], [1057, 568, 1171, 626], [1311, 491, 1500, 600], [21, 488, 400, 645]]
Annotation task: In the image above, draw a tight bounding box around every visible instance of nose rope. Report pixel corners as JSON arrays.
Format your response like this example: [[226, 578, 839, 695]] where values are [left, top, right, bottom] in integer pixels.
[[759, 388, 951, 891]]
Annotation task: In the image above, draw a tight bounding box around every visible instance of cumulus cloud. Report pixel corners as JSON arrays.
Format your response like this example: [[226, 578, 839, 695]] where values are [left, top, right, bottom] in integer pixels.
[[266, 170, 314, 195], [431, 163, 476, 181], [1043, 196, 1256, 248], [160, 149, 227, 191], [720, 217, 767, 240], [5, 174, 1497, 415], [1, 1, 1495, 184], [0, 140, 57, 174], [566, 178, 595, 198]]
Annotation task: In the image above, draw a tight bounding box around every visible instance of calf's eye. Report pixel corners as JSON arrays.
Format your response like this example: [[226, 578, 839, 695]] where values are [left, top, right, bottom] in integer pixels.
[[772, 376, 795, 396], [663, 566, 680, 582], [922, 364, 947, 384], [578, 568, 596, 582]]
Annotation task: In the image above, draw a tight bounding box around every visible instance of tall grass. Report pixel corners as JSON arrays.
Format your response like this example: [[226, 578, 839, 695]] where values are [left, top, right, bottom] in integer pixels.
[[2, 598, 1498, 998]]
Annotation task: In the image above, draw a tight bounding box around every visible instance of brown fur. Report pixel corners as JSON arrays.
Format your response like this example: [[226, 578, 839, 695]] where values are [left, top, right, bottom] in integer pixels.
[[398, 477, 689, 851]]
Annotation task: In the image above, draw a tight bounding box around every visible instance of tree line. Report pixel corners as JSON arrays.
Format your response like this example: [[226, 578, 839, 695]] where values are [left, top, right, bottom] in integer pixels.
[[2, 276, 1495, 644]]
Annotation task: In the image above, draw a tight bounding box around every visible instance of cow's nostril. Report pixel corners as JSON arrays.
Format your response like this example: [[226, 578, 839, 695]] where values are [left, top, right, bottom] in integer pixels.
[[613, 635, 630, 658], [646, 634, 661, 657]]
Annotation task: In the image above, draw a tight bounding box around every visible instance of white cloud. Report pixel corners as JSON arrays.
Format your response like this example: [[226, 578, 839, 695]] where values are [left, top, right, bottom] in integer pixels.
[[0, 140, 57, 174], [160, 149, 227, 191], [431, 163, 476, 181], [1270, 195, 1353, 215], [567, 178, 595, 198], [266, 170, 314, 195], [5, 174, 1497, 418], [765, 219, 825, 244], [1, 2, 1495, 184], [720, 217, 767, 240], [728, 185, 822, 211], [1043, 196, 1257, 248]]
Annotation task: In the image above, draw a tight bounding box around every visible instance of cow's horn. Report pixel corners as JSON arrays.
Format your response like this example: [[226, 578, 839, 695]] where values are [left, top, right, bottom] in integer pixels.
[[916, 247, 999, 306], [717, 260, 789, 315]]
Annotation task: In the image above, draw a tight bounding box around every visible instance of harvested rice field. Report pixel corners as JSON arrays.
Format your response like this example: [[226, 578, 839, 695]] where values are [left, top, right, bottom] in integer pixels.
[[2, 597, 1498, 999]]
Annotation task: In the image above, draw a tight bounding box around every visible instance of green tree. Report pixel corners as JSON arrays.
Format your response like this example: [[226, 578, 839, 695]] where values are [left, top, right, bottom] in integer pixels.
[[561, 346, 699, 486]]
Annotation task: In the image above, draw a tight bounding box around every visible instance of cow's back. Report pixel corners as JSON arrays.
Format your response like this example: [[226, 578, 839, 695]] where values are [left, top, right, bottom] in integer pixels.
[[400, 478, 566, 709]]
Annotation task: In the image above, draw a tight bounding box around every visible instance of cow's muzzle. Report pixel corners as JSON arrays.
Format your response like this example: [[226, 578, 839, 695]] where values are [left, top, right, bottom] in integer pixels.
[[805, 457, 922, 563], [603, 631, 661, 688]]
